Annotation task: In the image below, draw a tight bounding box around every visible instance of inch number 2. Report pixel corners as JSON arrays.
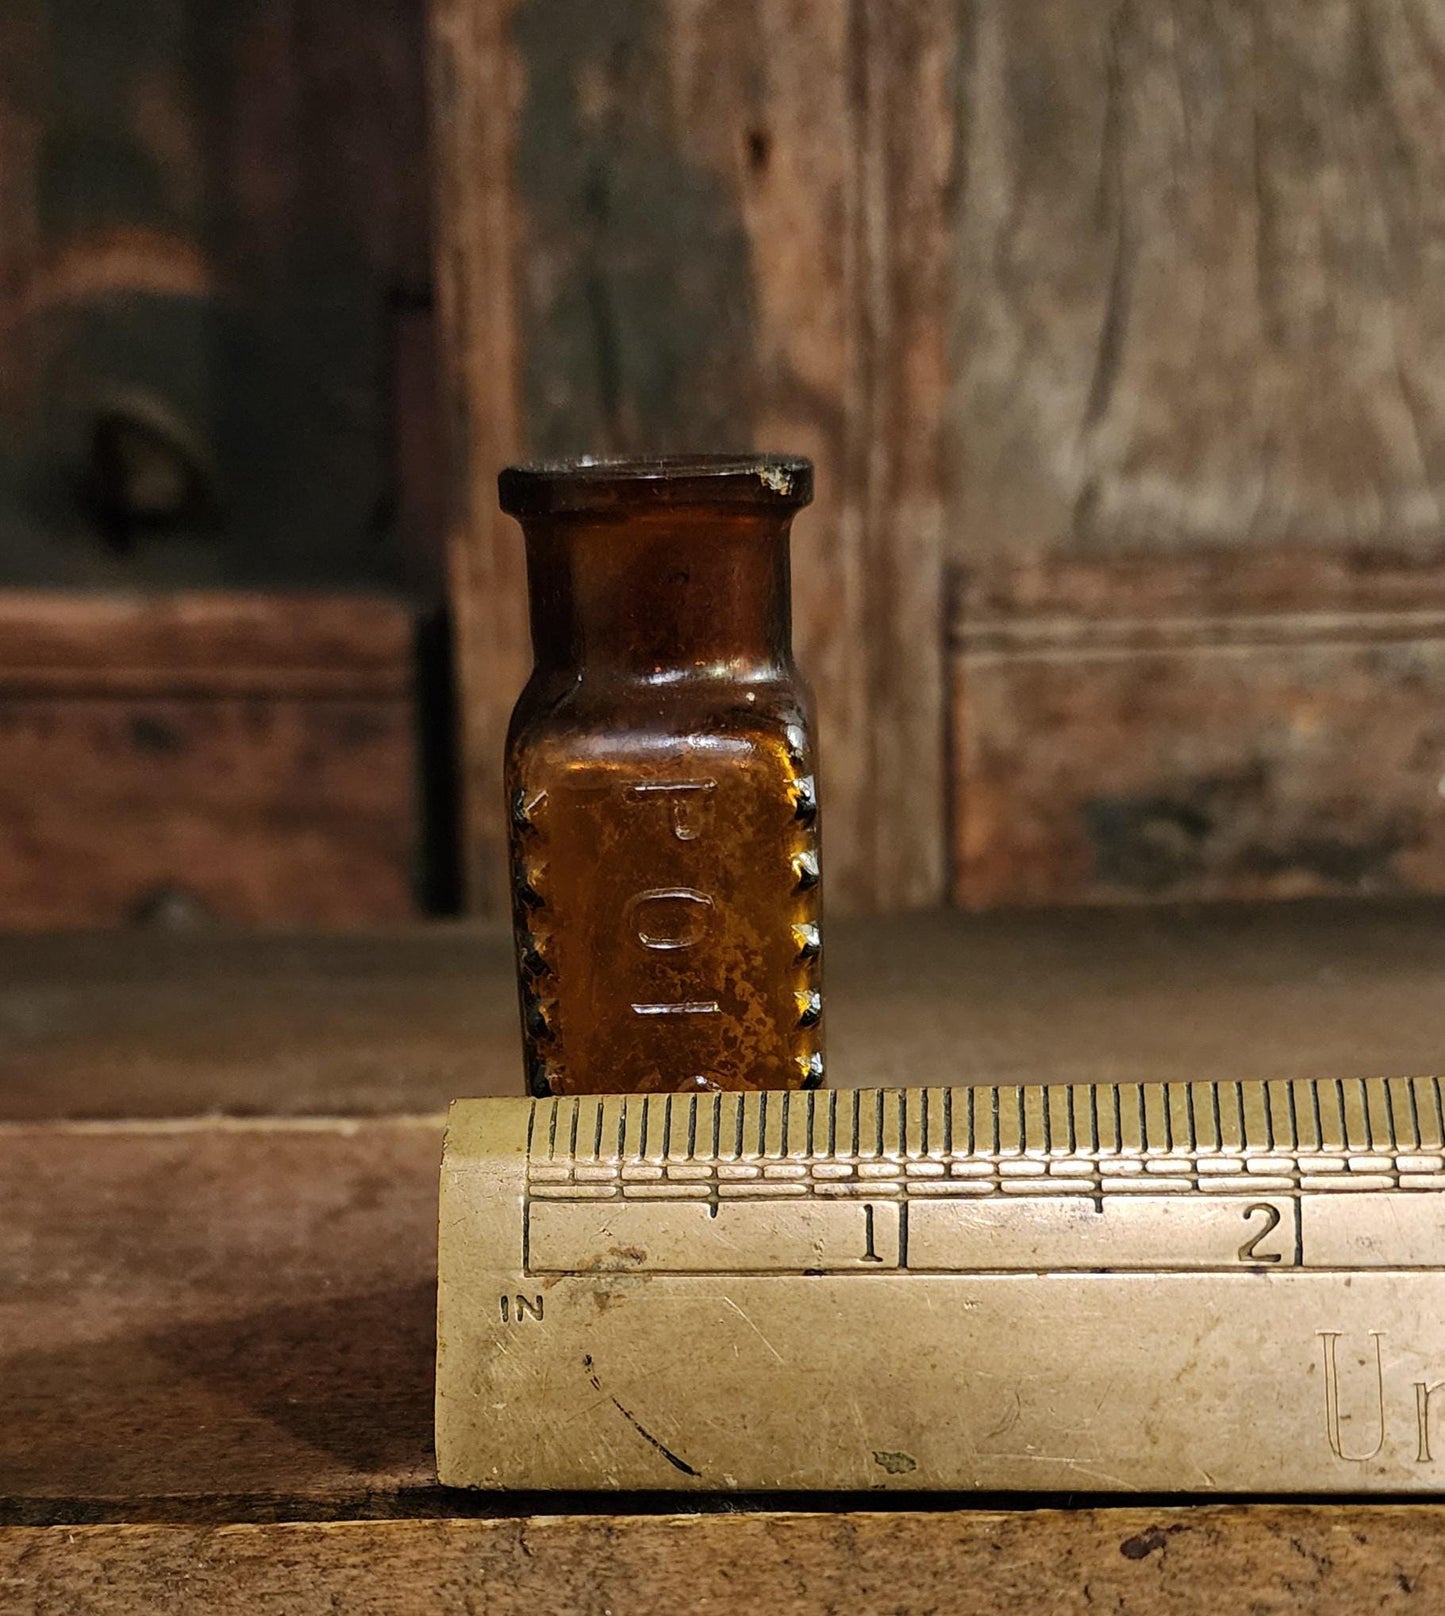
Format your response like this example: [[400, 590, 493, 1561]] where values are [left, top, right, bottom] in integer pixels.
[[1237, 1202, 1284, 1264]]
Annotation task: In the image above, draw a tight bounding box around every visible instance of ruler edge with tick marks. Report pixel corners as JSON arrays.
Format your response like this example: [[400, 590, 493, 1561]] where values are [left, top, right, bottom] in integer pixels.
[[520, 1075, 1445, 1182], [435, 1076, 1445, 1495]]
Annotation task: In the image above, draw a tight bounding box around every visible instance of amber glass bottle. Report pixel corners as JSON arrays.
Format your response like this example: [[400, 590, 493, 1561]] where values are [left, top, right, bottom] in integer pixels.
[[499, 455, 822, 1096]]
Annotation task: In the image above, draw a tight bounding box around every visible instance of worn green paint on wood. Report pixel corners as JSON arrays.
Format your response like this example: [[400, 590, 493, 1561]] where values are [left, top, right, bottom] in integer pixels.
[[0, 0, 434, 590], [512, 0, 758, 457]]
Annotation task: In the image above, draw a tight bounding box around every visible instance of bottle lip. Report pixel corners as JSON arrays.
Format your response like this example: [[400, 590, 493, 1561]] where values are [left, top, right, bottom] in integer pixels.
[[499, 454, 813, 518]]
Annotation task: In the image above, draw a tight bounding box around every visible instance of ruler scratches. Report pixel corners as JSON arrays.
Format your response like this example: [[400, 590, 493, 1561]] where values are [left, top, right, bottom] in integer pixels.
[[438, 1075, 1445, 1493]]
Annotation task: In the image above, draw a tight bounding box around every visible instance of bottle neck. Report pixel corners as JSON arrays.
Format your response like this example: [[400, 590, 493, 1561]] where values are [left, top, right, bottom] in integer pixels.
[[522, 508, 795, 682]]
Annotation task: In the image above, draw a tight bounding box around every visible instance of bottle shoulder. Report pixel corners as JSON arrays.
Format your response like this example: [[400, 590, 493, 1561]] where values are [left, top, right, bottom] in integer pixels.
[[507, 712, 816, 807], [507, 672, 815, 771]]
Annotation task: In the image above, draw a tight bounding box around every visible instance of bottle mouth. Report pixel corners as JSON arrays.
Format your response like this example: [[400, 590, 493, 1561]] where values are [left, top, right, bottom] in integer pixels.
[[499, 454, 813, 518]]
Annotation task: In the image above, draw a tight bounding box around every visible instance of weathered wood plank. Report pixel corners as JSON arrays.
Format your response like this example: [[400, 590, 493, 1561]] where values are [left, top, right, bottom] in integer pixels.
[[0, 594, 419, 927], [3, 902, 1445, 1119], [0, 0, 435, 590], [959, 550, 1445, 621], [852, 0, 955, 908], [946, 3, 1445, 909], [429, 0, 528, 914], [0, 697, 419, 928], [4, 1506, 1444, 1613], [430, 0, 953, 914], [952, 554, 1445, 906], [951, 0, 1445, 561], [0, 592, 413, 696]]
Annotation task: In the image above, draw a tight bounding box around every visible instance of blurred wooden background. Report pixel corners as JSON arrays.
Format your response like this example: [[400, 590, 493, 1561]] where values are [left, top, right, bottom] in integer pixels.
[[0, 0, 447, 924], [3, 0, 1445, 924]]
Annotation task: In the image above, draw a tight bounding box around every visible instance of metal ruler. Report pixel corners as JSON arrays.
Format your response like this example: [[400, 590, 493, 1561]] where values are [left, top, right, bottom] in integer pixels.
[[436, 1079, 1445, 1493]]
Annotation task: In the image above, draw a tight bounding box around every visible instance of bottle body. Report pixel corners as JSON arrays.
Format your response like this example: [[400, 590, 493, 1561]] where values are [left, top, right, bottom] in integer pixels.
[[500, 457, 822, 1095]]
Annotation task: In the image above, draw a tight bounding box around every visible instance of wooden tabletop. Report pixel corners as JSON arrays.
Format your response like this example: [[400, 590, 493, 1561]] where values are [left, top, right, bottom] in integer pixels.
[[3, 897, 1445, 1118], [5, 901, 1445, 1609]]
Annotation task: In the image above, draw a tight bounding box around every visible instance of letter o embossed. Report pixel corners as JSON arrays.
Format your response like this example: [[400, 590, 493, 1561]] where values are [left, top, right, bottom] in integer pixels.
[[627, 887, 715, 951]]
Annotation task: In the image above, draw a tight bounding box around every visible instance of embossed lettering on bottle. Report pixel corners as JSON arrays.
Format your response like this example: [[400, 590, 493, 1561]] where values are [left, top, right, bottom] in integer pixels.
[[501, 455, 823, 1095]]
